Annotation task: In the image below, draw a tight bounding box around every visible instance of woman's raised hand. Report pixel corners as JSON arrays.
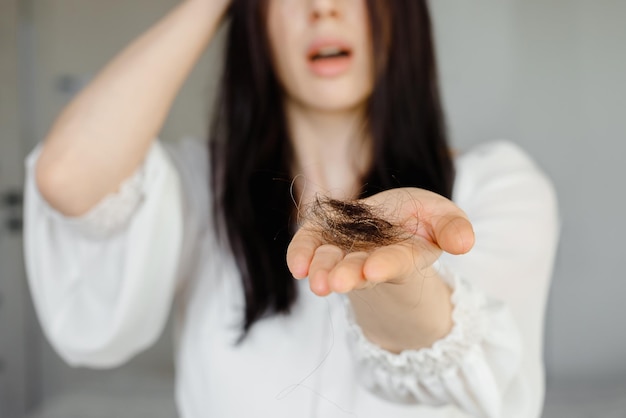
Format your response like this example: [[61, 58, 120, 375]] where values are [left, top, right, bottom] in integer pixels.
[[286, 188, 475, 296]]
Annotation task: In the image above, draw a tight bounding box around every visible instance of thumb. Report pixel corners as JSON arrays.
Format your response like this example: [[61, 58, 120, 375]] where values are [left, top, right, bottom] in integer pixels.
[[432, 214, 475, 255]]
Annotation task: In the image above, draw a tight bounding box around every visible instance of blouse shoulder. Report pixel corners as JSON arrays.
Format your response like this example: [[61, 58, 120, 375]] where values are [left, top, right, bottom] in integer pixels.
[[452, 140, 558, 220], [454, 139, 546, 181]]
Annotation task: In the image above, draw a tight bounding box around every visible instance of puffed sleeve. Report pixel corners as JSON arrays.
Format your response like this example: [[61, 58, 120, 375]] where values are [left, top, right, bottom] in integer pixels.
[[342, 140, 560, 418], [22, 136, 207, 369]]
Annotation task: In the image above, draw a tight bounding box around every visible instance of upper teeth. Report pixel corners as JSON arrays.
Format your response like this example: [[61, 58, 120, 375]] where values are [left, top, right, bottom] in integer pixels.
[[317, 46, 343, 57]]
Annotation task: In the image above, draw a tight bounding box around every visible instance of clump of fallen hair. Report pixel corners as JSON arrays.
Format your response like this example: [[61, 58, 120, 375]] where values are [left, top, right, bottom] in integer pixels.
[[301, 196, 413, 253]]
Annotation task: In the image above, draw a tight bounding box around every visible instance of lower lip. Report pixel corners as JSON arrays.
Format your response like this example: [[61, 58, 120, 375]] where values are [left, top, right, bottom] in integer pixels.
[[308, 55, 353, 77]]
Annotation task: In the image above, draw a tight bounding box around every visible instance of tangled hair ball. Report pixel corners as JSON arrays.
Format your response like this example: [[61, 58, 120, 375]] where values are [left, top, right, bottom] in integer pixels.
[[301, 196, 415, 253]]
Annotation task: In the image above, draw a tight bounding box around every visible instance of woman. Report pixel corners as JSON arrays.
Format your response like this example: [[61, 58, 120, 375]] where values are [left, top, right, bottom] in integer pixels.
[[23, 0, 559, 417]]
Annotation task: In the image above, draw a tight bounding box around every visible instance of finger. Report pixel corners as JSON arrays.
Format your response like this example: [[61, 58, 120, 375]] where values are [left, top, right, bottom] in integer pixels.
[[286, 227, 324, 279], [432, 214, 475, 255], [328, 252, 369, 293], [363, 240, 440, 283], [308, 245, 345, 296]]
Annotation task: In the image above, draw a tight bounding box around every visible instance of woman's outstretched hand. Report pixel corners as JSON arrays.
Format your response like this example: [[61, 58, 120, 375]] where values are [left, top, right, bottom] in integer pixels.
[[286, 187, 475, 297]]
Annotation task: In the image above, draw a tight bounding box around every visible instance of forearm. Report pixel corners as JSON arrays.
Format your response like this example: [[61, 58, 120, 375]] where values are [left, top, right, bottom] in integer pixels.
[[347, 266, 454, 354], [37, 0, 227, 216]]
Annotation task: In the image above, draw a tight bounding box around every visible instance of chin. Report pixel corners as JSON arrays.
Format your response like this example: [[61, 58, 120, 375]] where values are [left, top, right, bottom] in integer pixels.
[[311, 98, 367, 113], [298, 84, 371, 113]]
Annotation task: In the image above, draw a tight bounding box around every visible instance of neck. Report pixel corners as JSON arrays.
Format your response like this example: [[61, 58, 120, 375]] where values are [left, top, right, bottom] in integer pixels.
[[286, 99, 372, 205]]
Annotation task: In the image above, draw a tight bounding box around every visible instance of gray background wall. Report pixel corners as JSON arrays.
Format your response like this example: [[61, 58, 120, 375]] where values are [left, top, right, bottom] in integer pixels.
[[2, 0, 625, 416], [431, 3, 626, 413], [430, 0, 626, 381]]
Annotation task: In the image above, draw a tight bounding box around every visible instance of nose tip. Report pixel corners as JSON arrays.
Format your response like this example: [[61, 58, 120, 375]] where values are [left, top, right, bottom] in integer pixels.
[[311, 9, 339, 20], [310, 0, 340, 22]]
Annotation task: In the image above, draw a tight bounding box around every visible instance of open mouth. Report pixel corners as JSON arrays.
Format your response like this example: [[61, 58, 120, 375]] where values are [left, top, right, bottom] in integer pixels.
[[309, 46, 352, 62], [306, 40, 354, 77]]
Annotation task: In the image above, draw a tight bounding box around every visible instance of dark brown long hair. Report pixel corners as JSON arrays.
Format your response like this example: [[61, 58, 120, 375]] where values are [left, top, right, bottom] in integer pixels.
[[210, 0, 454, 343]]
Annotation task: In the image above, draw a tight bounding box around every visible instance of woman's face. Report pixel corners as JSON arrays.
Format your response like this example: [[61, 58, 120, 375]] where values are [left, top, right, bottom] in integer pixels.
[[267, 0, 374, 113]]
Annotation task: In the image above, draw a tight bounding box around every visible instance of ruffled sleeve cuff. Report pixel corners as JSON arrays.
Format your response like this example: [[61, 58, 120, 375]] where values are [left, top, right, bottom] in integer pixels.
[[341, 263, 523, 417], [24, 140, 152, 240]]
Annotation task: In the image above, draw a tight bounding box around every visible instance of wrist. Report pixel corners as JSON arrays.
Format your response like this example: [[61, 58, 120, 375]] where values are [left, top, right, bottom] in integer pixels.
[[347, 268, 454, 353]]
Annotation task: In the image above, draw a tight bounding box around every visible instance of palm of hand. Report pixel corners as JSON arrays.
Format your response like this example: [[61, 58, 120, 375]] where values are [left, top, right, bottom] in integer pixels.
[[286, 187, 475, 296]]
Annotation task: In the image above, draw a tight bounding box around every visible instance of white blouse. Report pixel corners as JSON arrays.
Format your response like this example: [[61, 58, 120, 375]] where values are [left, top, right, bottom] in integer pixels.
[[23, 137, 560, 418]]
